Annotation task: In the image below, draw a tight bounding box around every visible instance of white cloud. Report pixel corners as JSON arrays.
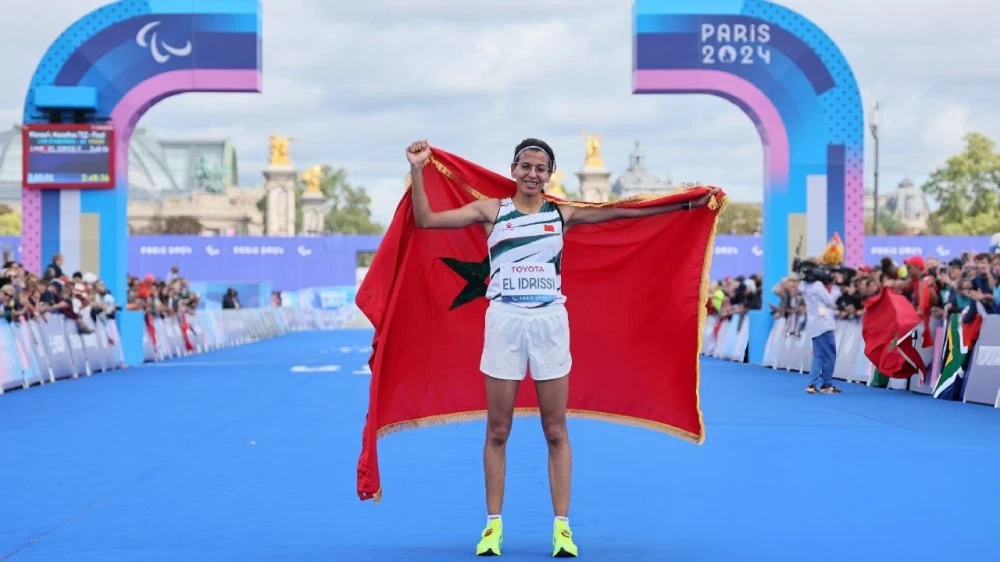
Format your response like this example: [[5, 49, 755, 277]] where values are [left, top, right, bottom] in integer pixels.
[[919, 103, 972, 153], [1, 0, 999, 228]]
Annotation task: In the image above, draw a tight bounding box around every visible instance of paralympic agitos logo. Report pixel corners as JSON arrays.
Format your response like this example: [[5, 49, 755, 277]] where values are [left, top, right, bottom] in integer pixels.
[[136, 21, 193, 64]]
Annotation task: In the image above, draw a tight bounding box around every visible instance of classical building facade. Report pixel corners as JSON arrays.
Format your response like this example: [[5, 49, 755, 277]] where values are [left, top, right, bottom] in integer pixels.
[[611, 141, 674, 198], [864, 178, 931, 234], [128, 186, 265, 235]]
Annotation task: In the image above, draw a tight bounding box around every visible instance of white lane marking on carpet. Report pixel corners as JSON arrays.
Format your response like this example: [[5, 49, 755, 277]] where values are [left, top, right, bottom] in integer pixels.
[[290, 365, 342, 373]]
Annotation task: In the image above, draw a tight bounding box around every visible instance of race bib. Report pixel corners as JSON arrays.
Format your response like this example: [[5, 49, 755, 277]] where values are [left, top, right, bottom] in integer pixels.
[[499, 263, 558, 304], [818, 304, 829, 318]]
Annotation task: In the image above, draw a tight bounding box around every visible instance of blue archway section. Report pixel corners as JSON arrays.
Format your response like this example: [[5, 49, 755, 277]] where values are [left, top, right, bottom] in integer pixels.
[[633, 0, 864, 363], [21, 0, 262, 304]]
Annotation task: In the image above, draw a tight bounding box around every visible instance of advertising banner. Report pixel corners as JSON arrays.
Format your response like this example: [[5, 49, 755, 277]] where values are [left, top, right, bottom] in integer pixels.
[[38, 317, 76, 379], [962, 315, 1000, 406], [0, 320, 22, 389], [2, 235, 995, 287], [128, 235, 380, 291]]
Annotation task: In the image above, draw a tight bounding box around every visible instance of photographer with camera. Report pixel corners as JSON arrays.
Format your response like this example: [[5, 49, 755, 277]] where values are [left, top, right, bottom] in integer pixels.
[[795, 258, 845, 395]]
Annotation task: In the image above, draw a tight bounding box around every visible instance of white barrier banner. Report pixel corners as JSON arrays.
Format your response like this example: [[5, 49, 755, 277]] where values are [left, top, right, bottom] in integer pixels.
[[0, 308, 352, 394]]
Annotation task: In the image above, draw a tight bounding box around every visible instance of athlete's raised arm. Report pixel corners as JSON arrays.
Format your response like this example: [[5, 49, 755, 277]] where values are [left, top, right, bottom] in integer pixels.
[[407, 140, 498, 229]]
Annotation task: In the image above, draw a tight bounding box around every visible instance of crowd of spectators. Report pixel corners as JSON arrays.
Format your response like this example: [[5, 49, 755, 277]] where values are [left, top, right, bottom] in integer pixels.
[[769, 252, 999, 329], [708, 249, 1000, 337], [126, 264, 201, 317], [1, 253, 202, 331], [707, 274, 764, 321], [1, 252, 117, 333]]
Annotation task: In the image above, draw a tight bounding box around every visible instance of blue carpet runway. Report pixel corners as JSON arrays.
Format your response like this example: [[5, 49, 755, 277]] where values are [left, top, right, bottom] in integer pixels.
[[1, 330, 998, 561]]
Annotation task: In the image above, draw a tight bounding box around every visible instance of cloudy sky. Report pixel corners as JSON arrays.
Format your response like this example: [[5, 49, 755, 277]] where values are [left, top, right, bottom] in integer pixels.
[[2, 0, 999, 227]]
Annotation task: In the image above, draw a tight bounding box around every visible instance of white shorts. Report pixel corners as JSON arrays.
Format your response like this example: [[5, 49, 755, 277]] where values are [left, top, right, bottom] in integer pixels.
[[480, 300, 572, 381]]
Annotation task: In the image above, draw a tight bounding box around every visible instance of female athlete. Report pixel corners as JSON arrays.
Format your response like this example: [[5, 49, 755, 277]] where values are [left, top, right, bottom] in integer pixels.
[[405, 138, 717, 557]]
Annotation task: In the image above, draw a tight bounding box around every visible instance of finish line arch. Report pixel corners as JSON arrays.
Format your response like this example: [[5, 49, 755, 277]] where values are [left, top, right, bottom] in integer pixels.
[[632, 0, 864, 362], [21, 0, 262, 302]]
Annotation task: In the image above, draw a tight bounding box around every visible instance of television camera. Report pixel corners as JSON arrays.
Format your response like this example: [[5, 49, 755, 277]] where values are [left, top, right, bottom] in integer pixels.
[[791, 236, 856, 285]]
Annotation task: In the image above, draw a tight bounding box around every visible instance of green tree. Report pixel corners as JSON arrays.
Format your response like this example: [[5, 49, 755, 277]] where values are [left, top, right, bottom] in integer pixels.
[[865, 210, 907, 235], [162, 215, 203, 234], [717, 202, 762, 234], [319, 166, 384, 235], [922, 132, 1000, 234], [0, 205, 21, 235]]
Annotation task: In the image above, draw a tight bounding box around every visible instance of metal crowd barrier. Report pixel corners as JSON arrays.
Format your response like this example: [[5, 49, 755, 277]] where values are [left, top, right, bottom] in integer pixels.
[[702, 313, 1000, 407], [0, 307, 350, 395]]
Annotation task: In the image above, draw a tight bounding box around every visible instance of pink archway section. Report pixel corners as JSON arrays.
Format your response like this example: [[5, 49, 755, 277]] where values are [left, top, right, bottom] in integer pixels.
[[633, 69, 790, 189], [110, 69, 261, 180]]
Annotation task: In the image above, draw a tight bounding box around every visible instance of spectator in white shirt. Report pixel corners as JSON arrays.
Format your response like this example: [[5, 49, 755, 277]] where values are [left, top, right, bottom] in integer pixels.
[[800, 275, 843, 394]]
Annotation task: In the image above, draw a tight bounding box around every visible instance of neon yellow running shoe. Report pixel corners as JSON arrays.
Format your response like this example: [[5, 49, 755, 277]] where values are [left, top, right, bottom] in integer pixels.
[[552, 519, 578, 557], [476, 518, 502, 556]]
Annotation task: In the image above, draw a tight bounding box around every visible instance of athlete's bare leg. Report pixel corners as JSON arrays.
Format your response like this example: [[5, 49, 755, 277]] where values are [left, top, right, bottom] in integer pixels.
[[534, 375, 571, 517], [484, 375, 521, 515]]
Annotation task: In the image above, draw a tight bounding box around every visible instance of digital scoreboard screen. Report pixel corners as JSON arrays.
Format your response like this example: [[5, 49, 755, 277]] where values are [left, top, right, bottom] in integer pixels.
[[21, 124, 115, 189]]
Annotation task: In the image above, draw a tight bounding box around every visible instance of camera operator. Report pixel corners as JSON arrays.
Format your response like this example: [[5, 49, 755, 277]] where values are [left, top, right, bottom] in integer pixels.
[[795, 260, 844, 395]]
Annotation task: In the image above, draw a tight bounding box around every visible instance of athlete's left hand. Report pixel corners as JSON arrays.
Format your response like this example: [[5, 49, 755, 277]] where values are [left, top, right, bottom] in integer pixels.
[[692, 187, 721, 208]]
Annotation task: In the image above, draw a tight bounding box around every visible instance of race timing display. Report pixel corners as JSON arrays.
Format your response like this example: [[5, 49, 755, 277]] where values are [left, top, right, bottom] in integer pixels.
[[21, 124, 115, 189]]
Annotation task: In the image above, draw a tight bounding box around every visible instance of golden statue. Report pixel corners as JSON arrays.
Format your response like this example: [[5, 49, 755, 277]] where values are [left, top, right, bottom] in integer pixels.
[[546, 169, 567, 198], [583, 133, 605, 168], [269, 134, 293, 166], [300, 165, 324, 194]]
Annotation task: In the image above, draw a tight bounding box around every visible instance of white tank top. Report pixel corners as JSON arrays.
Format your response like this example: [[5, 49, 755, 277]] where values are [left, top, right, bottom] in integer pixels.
[[486, 198, 566, 308]]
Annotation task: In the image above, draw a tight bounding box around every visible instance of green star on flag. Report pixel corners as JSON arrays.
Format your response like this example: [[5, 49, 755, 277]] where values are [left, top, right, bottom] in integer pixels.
[[441, 256, 490, 310]]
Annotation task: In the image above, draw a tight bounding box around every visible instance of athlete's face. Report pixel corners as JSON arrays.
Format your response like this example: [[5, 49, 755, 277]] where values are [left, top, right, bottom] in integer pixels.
[[511, 149, 551, 196]]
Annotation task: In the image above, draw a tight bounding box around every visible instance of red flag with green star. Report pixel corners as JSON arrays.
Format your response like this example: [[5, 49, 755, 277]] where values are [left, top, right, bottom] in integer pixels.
[[862, 287, 927, 380], [355, 147, 726, 502]]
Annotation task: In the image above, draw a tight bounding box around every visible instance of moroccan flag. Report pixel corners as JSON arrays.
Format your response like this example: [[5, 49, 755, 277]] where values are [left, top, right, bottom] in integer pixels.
[[861, 288, 926, 380], [933, 307, 984, 400], [355, 147, 726, 502]]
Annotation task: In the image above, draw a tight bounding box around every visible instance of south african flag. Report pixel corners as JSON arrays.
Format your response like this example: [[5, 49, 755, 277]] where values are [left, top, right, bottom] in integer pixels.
[[933, 309, 983, 401]]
